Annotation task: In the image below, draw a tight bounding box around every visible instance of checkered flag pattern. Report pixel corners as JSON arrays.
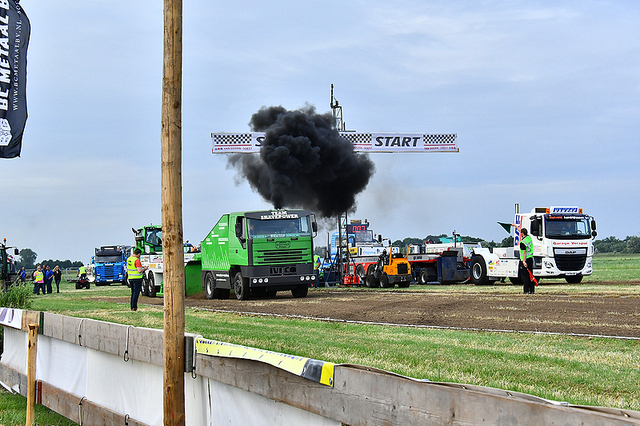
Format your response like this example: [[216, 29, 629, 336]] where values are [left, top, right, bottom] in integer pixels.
[[213, 133, 253, 145], [339, 133, 372, 145], [423, 134, 457, 145]]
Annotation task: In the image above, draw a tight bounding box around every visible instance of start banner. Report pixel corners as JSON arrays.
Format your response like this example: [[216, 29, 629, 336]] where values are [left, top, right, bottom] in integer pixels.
[[212, 132, 458, 153], [0, 0, 30, 159]]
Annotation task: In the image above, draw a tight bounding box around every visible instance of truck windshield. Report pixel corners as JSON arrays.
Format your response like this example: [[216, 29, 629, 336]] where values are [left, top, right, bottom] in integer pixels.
[[544, 216, 591, 240], [95, 255, 122, 263], [353, 230, 375, 244], [247, 217, 313, 239], [145, 228, 162, 246]]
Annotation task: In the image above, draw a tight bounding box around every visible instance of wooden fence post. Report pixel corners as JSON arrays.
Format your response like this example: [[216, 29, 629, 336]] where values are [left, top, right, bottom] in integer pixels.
[[25, 323, 39, 426]]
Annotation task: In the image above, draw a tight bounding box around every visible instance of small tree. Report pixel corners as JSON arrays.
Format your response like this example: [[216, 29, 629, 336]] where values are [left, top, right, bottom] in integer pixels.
[[17, 248, 37, 269]]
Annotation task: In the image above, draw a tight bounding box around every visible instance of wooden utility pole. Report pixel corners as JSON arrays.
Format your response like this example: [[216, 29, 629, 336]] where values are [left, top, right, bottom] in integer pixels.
[[161, 0, 185, 425], [26, 323, 39, 426]]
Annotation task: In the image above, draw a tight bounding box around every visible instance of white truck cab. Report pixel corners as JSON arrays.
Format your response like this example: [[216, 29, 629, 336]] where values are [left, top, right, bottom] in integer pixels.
[[470, 206, 597, 285]]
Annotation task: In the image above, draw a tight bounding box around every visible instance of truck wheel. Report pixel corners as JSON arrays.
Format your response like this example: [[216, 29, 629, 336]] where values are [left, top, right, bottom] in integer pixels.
[[204, 272, 226, 299], [233, 272, 249, 300], [291, 285, 308, 298], [356, 265, 366, 285], [204, 272, 215, 299], [141, 275, 149, 297], [470, 257, 488, 285], [380, 273, 392, 288], [565, 275, 583, 284], [365, 265, 377, 288], [148, 274, 157, 297]]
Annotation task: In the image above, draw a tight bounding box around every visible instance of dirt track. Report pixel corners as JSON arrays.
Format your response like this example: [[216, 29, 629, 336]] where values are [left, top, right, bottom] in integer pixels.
[[135, 282, 640, 338]]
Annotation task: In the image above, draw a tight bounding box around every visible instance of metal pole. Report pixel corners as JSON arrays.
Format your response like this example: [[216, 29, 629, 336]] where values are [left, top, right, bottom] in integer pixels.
[[162, 0, 185, 424]]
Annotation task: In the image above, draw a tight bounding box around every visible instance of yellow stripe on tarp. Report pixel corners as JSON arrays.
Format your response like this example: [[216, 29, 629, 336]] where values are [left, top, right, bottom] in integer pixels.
[[195, 337, 335, 387]]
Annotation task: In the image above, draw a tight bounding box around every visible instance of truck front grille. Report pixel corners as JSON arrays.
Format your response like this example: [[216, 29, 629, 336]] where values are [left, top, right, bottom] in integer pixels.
[[397, 264, 409, 274], [255, 249, 310, 265], [555, 255, 586, 272]]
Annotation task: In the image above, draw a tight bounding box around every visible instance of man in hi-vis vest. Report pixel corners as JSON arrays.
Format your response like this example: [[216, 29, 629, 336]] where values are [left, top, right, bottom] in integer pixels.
[[127, 248, 148, 311], [519, 228, 535, 294]]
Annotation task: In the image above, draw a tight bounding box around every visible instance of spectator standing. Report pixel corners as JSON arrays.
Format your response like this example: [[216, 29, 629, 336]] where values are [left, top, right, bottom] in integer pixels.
[[126, 248, 148, 311], [19, 267, 26, 283], [53, 265, 62, 293], [33, 265, 44, 295], [44, 265, 54, 294], [519, 228, 535, 294]]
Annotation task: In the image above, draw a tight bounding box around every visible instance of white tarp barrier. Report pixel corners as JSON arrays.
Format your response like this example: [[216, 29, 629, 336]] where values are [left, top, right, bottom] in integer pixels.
[[36, 334, 87, 398], [208, 379, 340, 426], [1, 327, 26, 392], [212, 132, 458, 153]]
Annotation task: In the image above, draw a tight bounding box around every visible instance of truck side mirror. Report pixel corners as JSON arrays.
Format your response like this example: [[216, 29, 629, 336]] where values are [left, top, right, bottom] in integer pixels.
[[591, 219, 596, 231], [530, 217, 541, 237], [14, 248, 19, 255], [235, 217, 247, 248], [378, 235, 382, 243]]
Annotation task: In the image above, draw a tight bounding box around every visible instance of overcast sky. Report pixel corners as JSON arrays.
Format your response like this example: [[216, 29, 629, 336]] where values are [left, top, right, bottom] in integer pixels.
[[1, 0, 639, 263]]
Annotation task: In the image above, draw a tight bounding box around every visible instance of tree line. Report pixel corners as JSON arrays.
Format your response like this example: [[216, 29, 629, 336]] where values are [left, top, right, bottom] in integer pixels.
[[593, 236, 640, 254], [14, 248, 83, 270]]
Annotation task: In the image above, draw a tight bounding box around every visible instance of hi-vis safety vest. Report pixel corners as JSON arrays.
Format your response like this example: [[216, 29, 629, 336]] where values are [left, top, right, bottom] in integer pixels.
[[314, 255, 321, 270], [127, 256, 143, 280], [34, 270, 44, 283], [521, 235, 534, 261]]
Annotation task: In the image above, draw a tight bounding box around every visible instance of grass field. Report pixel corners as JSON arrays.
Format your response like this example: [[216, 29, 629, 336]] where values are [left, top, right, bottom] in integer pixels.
[[1, 254, 639, 425]]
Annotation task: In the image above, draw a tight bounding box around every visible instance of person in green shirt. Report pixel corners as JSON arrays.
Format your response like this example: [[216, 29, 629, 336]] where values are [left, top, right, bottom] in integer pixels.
[[519, 228, 535, 294]]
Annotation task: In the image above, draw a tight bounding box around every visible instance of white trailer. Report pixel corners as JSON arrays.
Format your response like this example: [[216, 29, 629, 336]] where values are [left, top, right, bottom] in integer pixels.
[[470, 206, 597, 285]]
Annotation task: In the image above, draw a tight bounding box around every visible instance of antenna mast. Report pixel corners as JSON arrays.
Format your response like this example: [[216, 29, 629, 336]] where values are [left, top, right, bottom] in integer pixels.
[[330, 83, 346, 131]]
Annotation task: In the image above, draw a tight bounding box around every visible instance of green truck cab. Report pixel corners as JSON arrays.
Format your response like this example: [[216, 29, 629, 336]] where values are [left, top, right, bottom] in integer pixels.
[[201, 209, 318, 300]]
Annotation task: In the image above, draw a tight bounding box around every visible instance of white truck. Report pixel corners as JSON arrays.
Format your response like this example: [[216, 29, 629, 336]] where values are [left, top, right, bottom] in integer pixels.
[[469, 206, 597, 285]]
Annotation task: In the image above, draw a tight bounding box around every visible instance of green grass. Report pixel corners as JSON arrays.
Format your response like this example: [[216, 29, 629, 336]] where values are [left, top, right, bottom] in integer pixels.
[[0, 387, 77, 426], [2, 262, 640, 424]]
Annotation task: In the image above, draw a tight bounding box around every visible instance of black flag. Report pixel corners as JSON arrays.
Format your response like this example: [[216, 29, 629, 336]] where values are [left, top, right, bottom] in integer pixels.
[[0, 0, 30, 159]]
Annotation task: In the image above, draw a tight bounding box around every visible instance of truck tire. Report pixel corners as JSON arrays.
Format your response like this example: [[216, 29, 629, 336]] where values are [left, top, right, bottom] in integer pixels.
[[233, 272, 249, 300], [291, 284, 308, 298], [141, 275, 149, 297], [356, 265, 366, 285], [470, 256, 488, 285], [205, 272, 229, 299], [380, 273, 392, 288], [365, 265, 378, 288], [148, 273, 157, 297], [565, 275, 583, 284]]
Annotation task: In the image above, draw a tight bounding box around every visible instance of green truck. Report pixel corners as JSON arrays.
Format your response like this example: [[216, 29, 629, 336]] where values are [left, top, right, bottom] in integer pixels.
[[133, 209, 318, 300]]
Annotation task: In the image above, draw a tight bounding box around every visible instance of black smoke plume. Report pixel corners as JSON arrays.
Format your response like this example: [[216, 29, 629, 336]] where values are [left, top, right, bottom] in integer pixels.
[[227, 105, 375, 218]]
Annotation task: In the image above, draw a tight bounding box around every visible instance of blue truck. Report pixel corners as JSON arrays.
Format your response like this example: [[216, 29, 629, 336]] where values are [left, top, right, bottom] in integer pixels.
[[92, 245, 130, 285]]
